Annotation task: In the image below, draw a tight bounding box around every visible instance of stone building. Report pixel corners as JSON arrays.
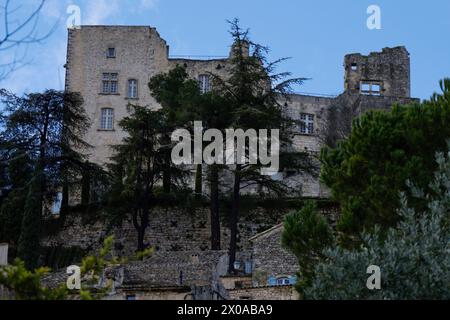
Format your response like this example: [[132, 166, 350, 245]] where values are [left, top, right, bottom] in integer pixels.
[[41, 224, 300, 300], [221, 224, 299, 300], [50, 26, 421, 300], [65, 25, 418, 198], [65, 26, 231, 167]]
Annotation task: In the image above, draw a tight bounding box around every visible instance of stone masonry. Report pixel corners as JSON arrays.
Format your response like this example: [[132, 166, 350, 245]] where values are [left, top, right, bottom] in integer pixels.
[[65, 26, 418, 198]]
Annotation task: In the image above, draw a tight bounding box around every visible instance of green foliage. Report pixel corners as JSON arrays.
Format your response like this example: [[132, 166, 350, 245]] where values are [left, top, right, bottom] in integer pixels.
[[282, 201, 333, 291], [321, 79, 450, 244], [106, 106, 166, 250], [0, 90, 91, 197], [79, 235, 152, 300], [148, 65, 198, 193], [148, 65, 199, 126], [17, 169, 43, 270], [0, 89, 95, 266], [303, 149, 450, 300], [0, 150, 31, 245], [0, 235, 153, 300], [0, 259, 67, 300]]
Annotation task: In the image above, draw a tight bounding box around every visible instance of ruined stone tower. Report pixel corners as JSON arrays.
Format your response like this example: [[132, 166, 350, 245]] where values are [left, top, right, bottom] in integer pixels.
[[344, 46, 411, 98]]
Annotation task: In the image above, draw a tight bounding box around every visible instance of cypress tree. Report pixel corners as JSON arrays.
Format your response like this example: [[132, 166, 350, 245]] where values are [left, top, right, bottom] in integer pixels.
[[17, 167, 43, 270]]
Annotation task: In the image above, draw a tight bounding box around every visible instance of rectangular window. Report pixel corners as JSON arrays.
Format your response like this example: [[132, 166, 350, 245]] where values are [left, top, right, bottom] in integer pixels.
[[198, 74, 211, 94], [100, 108, 114, 130], [276, 278, 290, 286], [300, 113, 315, 135], [107, 47, 116, 58], [351, 63, 358, 71], [102, 73, 119, 94], [360, 81, 382, 96], [128, 79, 138, 98]]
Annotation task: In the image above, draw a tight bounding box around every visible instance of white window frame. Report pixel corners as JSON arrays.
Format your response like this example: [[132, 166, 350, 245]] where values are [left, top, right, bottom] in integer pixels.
[[198, 74, 211, 94], [300, 113, 315, 135], [276, 277, 290, 286], [100, 108, 114, 130], [102, 73, 119, 94], [128, 79, 138, 99]]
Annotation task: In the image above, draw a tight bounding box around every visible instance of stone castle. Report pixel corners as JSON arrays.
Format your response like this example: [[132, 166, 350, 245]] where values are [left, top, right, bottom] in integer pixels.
[[65, 26, 417, 198], [56, 25, 419, 300]]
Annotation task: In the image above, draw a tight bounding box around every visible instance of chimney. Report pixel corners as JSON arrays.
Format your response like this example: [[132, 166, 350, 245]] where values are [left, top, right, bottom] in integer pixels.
[[0, 243, 8, 266]]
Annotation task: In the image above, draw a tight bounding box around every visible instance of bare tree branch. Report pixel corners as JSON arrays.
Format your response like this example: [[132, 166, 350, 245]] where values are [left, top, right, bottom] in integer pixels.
[[0, 0, 57, 81]]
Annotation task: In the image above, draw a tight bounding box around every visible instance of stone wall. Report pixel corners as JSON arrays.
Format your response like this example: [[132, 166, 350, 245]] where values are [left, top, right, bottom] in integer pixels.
[[228, 285, 299, 300], [66, 26, 234, 170], [42, 206, 290, 258], [280, 94, 335, 198], [66, 26, 170, 167], [106, 289, 190, 301]]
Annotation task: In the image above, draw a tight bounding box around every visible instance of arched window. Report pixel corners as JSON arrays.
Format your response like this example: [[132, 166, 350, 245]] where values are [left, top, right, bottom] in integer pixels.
[[128, 79, 138, 98], [100, 108, 114, 130], [198, 74, 211, 94]]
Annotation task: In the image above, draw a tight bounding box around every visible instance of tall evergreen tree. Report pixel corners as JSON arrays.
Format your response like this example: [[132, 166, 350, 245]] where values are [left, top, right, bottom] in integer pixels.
[[148, 66, 197, 193], [0, 149, 31, 246], [108, 106, 169, 251], [0, 89, 92, 268], [213, 19, 312, 272], [148, 65, 231, 250], [17, 165, 43, 270]]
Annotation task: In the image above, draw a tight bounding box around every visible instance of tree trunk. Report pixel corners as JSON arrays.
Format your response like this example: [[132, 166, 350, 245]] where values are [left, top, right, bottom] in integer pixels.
[[163, 165, 171, 193], [137, 224, 146, 252], [228, 165, 241, 273], [195, 164, 203, 200], [209, 164, 221, 250], [133, 210, 149, 253], [162, 135, 172, 193]]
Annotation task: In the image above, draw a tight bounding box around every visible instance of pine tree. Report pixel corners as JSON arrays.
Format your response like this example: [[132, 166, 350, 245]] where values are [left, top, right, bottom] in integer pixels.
[[282, 201, 334, 293], [303, 148, 450, 300], [148, 65, 231, 250], [108, 106, 168, 251], [321, 78, 450, 245], [214, 19, 311, 272]]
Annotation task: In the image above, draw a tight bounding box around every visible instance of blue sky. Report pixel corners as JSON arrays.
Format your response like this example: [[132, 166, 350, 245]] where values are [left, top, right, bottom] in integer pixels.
[[1, 0, 449, 100]]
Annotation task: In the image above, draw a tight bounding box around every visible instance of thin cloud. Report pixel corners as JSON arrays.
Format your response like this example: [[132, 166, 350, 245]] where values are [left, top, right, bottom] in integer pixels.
[[83, 0, 120, 25]]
